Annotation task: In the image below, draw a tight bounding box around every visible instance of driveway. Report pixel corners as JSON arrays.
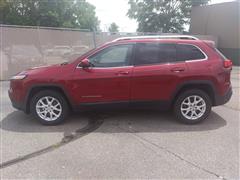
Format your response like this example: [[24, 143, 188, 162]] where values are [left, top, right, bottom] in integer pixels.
[[0, 67, 239, 179]]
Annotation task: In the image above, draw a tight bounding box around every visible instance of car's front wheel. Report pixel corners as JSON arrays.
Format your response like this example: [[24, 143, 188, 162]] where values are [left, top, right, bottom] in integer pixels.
[[174, 89, 212, 124], [30, 90, 69, 125]]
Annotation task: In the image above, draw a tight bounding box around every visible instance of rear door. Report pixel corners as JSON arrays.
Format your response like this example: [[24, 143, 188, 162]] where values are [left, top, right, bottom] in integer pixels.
[[176, 43, 208, 77], [131, 42, 188, 102]]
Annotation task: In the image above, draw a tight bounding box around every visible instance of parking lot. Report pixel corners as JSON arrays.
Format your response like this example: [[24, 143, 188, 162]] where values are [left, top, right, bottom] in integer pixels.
[[0, 67, 239, 179]]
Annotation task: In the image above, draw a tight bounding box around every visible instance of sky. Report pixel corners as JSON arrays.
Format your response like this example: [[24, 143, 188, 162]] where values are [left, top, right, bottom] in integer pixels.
[[87, 0, 236, 32]]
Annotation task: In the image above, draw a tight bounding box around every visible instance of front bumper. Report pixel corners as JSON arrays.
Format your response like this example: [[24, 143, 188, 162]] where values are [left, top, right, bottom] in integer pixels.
[[214, 87, 232, 106], [8, 89, 27, 113]]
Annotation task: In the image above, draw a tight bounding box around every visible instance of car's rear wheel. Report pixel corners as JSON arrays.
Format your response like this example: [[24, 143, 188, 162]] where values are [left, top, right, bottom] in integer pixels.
[[174, 89, 212, 124], [30, 90, 69, 125]]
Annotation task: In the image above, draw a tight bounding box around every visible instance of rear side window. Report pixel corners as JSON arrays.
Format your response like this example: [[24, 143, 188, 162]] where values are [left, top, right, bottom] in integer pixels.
[[159, 44, 176, 62], [134, 43, 176, 65], [177, 44, 206, 61]]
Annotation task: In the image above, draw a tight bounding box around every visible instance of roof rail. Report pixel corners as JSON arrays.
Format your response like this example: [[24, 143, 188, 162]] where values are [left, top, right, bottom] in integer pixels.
[[112, 35, 199, 42]]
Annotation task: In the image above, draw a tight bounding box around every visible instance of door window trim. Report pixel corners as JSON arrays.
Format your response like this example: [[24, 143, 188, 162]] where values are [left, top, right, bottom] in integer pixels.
[[132, 42, 209, 67], [83, 66, 134, 69], [76, 43, 135, 69]]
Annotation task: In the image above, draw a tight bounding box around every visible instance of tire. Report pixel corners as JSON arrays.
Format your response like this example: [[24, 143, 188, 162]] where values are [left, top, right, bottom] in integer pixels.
[[174, 89, 212, 124], [30, 90, 69, 125]]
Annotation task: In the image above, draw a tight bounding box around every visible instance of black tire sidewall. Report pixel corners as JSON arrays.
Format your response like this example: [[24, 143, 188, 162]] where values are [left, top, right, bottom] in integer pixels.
[[30, 90, 69, 125], [174, 89, 212, 124]]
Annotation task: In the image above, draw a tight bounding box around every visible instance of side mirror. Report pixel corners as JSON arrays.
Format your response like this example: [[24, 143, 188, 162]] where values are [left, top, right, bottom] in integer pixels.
[[79, 58, 91, 68]]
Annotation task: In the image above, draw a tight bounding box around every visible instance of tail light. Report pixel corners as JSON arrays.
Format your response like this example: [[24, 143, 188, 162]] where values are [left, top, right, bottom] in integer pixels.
[[223, 59, 232, 68]]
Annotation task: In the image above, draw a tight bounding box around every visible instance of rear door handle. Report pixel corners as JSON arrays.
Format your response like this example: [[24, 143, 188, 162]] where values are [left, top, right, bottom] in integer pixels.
[[115, 71, 129, 75], [171, 67, 185, 73]]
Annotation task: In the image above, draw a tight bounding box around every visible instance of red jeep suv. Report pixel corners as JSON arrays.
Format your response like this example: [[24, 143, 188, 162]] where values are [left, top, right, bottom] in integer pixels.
[[9, 35, 232, 125]]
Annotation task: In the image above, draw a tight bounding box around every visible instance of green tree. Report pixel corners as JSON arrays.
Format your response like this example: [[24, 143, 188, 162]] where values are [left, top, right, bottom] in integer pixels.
[[0, 0, 99, 31], [108, 22, 119, 32], [127, 0, 209, 33]]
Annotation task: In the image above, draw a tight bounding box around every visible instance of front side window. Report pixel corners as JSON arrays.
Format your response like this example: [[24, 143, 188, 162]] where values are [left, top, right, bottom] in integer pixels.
[[88, 44, 133, 67], [177, 44, 206, 61], [134, 43, 176, 66]]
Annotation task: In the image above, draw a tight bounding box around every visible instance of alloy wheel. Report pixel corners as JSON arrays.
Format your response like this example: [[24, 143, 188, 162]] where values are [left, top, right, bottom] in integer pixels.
[[180, 95, 206, 120], [36, 96, 62, 121]]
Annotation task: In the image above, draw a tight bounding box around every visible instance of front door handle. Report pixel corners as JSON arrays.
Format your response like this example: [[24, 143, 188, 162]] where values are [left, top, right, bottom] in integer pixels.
[[171, 67, 185, 73], [116, 71, 129, 75]]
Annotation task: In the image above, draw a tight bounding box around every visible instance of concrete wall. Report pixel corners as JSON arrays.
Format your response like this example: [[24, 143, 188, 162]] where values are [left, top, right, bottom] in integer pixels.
[[190, 1, 240, 65], [0, 26, 123, 80], [0, 25, 217, 80]]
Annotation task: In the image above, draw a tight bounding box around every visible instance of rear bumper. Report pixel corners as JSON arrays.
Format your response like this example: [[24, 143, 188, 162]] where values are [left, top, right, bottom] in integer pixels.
[[214, 87, 232, 106]]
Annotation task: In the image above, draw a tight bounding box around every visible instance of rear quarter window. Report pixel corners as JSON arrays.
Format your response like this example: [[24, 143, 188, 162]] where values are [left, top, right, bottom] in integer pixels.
[[177, 44, 206, 61], [214, 48, 227, 60]]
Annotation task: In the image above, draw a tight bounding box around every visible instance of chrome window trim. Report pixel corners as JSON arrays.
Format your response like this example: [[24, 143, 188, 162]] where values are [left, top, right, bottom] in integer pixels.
[[76, 65, 133, 69], [132, 42, 208, 66], [76, 43, 208, 68], [177, 43, 208, 62]]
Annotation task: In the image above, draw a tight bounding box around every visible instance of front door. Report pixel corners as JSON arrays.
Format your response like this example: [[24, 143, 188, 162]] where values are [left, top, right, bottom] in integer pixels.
[[72, 44, 134, 104]]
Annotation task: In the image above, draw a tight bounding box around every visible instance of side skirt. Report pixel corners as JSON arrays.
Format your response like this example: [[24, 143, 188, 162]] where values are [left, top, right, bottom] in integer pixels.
[[74, 100, 171, 112]]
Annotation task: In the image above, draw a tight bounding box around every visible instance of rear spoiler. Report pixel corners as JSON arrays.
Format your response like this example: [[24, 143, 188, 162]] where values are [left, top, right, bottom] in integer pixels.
[[203, 40, 216, 48]]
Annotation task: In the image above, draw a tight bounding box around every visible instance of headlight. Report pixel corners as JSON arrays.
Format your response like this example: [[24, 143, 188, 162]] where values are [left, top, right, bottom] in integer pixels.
[[11, 74, 27, 80]]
